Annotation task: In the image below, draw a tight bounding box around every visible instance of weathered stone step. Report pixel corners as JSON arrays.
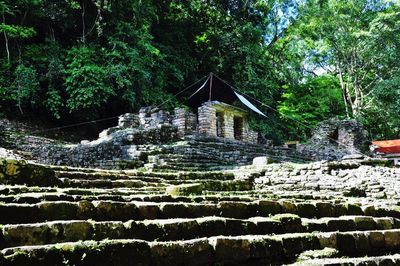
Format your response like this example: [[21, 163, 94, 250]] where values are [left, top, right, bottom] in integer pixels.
[[0, 190, 261, 204], [58, 178, 167, 189], [291, 254, 400, 265], [56, 169, 235, 181], [157, 161, 234, 168], [2, 215, 399, 249], [1, 199, 399, 224], [155, 153, 228, 162], [0, 201, 219, 224], [4, 229, 400, 265], [55, 170, 166, 182], [0, 233, 319, 265], [160, 157, 228, 165], [150, 164, 234, 171], [303, 215, 400, 232], [59, 177, 251, 191], [0, 215, 295, 248]]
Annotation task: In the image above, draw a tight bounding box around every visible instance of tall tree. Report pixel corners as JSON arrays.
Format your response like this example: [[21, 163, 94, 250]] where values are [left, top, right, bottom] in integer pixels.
[[291, 0, 400, 117]]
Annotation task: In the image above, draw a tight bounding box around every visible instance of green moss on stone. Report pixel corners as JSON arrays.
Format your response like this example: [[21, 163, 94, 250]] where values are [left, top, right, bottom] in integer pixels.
[[165, 183, 203, 197]]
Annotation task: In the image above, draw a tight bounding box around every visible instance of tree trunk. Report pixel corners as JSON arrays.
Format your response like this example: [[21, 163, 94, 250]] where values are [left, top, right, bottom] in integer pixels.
[[81, 1, 85, 43], [17, 80, 23, 115], [337, 65, 352, 117], [2, 12, 10, 63]]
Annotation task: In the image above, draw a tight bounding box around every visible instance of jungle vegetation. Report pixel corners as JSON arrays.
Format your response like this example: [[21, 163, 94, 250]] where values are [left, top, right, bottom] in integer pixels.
[[0, 0, 399, 141]]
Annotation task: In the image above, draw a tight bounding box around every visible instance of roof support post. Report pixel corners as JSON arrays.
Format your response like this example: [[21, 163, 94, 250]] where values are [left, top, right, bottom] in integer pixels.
[[209, 72, 213, 101]]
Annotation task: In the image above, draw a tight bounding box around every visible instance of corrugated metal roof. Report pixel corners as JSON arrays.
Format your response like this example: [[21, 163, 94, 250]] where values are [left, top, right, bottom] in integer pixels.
[[372, 139, 400, 154]]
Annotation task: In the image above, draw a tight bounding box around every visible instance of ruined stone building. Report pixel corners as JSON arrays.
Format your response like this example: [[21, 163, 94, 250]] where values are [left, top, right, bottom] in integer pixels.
[[118, 73, 264, 143], [174, 73, 264, 143], [296, 118, 370, 160]]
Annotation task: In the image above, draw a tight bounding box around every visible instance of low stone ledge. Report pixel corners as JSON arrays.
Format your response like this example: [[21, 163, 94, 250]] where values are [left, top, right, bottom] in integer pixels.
[[0, 158, 58, 186]]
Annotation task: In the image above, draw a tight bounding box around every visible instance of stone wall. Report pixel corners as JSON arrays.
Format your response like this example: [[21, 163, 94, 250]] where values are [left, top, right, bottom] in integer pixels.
[[297, 118, 370, 161], [198, 102, 217, 137], [254, 158, 398, 201], [197, 101, 258, 143], [172, 108, 197, 138]]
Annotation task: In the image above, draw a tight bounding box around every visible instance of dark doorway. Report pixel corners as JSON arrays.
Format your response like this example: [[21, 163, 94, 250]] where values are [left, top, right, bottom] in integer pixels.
[[329, 128, 339, 145], [234, 116, 243, 140], [216, 112, 224, 137]]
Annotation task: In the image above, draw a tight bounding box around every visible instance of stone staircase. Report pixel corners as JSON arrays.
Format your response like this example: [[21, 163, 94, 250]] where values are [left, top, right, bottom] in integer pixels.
[[145, 136, 305, 172], [1, 158, 400, 265]]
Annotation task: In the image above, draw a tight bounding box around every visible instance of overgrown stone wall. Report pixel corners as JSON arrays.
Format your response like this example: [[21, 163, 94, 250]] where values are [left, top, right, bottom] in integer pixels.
[[255, 158, 397, 200], [297, 118, 370, 160]]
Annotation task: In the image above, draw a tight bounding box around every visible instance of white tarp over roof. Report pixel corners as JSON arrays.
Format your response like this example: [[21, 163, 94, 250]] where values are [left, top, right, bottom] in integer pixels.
[[234, 91, 267, 117]]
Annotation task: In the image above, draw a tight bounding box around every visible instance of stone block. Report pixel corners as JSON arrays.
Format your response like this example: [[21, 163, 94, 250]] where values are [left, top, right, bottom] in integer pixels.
[[3, 223, 51, 246], [297, 203, 317, 218], [197, 217, 227, 237], [345, 203, 364, 216], [162, 219, 200, 241], [354, 232, 370, 253], [160, 203, 188, 219], [326, 218, 356, 231], [38, 202, 78, 221], [93, 201, 138, 221], [271, 214, 303, 233], [136, 202, 161, 220], [280, 201, 298, 214], [354, 216, 376, 230], [210, 236, 251, 262], [384, 230, 400, 250], [63, 221, 93, 242], [77, 200, 95, 219], [258, 200, 282, 216], [368, 231, 385, 249], [151, 239, 212, 266], [375, 218, 394, 230], [248, 217, 280, 234], [316, 202, 335, 217], [336, 233, 356, 254], [186, 204, 218, 218], [165, 183, 203, 197], [93, 221, 127, 241], [252, 156, 272, 169], [218, 201, 257, 219], [319, 232, 338, 249]]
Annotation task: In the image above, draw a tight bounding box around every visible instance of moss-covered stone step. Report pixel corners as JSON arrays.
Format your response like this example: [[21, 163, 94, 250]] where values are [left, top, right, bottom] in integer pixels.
[[55, 170, 167, 182], [150, 164, 235, 172], [56, 170, 235, 183], [0, 189, 264, 204], [6, 229, 400, 265], [134, 170, 236, 180], [4, 215, 398, 249], [303, 216, 400, 232], [0, 158, 59, 187], [291, 254, 400, 265], [58, 177, 251, 191], [0, 233, 320, 265], [1, 199, 400, 224], [318, 229, 400, 256], [58, 177, 167, 189], [0, 201, 219, 224], [0, 215, 295, 248], [158, 161, 232, 168], [3, 229, 400, 265]]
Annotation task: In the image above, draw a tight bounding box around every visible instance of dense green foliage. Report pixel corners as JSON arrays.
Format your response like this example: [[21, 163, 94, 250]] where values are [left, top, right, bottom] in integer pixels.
[[0, 0, 399, 141]]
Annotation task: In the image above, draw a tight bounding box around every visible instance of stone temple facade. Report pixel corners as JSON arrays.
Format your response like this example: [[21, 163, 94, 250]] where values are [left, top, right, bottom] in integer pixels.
[[117, 101, 259, 143], [197, 102, 258, 143]]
